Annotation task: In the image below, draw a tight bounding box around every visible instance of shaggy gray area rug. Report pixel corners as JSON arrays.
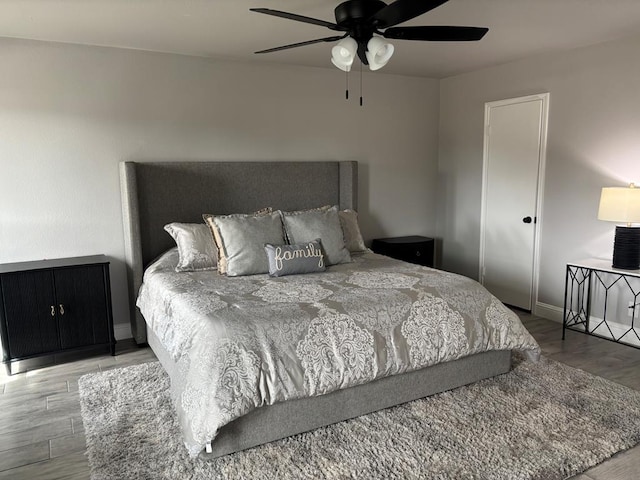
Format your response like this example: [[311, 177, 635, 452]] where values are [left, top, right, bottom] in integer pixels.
[[78, 356, 640, 480]]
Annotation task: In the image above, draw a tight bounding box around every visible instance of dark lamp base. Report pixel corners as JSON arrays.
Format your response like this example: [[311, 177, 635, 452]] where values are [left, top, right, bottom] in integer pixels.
[[612, 226, 640, 270]]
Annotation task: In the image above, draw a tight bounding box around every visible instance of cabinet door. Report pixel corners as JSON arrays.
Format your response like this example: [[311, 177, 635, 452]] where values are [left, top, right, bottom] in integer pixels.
[[54, 265, 110, 350], [1, 270, 60, 358]]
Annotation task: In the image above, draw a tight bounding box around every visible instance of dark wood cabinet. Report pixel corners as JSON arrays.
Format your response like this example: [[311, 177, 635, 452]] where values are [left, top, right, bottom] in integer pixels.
[[0, 256, 115, 374], [371, 236, 435, 268]]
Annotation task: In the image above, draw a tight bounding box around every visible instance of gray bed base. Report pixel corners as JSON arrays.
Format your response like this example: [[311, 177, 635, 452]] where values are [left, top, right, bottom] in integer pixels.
[[149, 327, 511, 458], [119, 160, 512, 457]]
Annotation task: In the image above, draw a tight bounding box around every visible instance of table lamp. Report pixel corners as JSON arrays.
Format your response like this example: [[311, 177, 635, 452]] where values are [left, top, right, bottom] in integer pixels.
[[597, 183, 640, 269]]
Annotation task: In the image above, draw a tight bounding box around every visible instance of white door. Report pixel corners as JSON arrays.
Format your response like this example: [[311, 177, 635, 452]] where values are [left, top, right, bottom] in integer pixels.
[[480, 94, 549, 310]]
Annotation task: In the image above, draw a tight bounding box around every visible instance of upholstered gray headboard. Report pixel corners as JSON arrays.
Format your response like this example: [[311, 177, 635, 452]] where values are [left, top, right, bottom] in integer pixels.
[[120, 161, 358, 344]]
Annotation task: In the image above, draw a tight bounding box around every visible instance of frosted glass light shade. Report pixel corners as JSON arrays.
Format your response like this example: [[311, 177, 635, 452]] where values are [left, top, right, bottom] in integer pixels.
[[331, 37, 357, 72], [598, 184, 640, 224], [366, 36, 394, 71]]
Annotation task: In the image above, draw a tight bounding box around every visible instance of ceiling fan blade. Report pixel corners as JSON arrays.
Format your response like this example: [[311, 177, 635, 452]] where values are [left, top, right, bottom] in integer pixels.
[[254, 36, 345, 54], [372, 0, 450, 28], [383, 26, 489, 41], [250, 8, 342, 31]]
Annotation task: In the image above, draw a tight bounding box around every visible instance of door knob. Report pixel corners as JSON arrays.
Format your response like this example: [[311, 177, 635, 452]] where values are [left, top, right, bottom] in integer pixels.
[[522, 216, 532, 224]]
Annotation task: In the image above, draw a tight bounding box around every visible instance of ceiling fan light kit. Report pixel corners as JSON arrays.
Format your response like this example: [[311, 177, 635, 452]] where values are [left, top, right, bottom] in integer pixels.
[[366, 36, 395, 70], [331, 37, 358, 72], [251, 0, 488, 100]]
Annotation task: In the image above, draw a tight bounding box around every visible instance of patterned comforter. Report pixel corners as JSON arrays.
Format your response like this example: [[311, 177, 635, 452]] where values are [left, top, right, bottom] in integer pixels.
[[137, 249, 540, 457]]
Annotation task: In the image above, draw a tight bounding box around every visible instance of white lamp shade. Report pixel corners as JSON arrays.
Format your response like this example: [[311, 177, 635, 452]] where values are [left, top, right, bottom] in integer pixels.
[[331, 58, 351, 72], [598, 185, 640, 224], [366, 36, 394, 71], [331, 37, 357, 71]]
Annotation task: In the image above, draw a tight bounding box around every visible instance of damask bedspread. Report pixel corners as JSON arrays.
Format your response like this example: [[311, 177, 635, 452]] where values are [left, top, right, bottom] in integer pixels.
[[137, 248, 540, 457]]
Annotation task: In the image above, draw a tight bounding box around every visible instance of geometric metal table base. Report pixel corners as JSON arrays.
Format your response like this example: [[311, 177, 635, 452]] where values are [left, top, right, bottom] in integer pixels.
[[563, 260, 640, 349]]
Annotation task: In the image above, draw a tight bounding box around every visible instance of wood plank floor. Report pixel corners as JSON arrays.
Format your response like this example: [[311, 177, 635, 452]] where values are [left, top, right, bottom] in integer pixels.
[[0, 341, 156, 479], [0, 313, 639, 479]]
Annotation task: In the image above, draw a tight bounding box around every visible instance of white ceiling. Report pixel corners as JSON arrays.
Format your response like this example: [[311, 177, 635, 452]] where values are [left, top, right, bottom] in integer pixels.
[[2, 0, 640, 78]]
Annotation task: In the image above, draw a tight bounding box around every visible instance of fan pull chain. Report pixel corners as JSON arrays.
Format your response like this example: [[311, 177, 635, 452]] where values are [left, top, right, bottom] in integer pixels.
[[345, 68, 349, 100], [359, 61, 363, 107]]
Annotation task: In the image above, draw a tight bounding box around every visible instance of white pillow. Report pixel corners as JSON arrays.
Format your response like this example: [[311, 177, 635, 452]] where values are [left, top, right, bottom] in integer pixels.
[[163, 223, 217, 272], [339, 209, 367, 253], [205, 211, 285, 276], [281, 205, 351, 266], [203, 208, 272, 275]]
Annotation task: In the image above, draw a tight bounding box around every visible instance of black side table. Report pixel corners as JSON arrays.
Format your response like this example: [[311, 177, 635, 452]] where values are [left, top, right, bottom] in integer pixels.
[[0, 255, 116, 374], [371, 236, 435, 267]]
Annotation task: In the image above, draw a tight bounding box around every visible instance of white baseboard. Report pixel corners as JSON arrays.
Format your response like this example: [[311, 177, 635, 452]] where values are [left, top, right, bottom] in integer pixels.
[[534, 302, 563, 323], [114, 322, 132, 341]]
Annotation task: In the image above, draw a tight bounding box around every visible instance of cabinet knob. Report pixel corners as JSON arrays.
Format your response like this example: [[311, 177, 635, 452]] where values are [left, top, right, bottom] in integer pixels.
[[59, 304, 65, 316], [416, 251, 421, 257], [50, 305, 55, 317]]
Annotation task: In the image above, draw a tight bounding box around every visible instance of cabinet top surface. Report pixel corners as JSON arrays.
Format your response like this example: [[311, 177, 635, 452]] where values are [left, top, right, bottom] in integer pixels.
[[568, 258, 640, 276], [372, 236, 433, 244], [0, 255, 109, 274]]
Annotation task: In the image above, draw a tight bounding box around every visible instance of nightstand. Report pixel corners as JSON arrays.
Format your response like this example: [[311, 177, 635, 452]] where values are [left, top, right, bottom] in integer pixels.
[[0, 255, 116, 375], [371, 236, 435, 267]]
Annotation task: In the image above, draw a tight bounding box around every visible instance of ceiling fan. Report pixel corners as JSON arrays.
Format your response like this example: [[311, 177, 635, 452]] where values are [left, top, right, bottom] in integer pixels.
[[251, 0, 488, 71]]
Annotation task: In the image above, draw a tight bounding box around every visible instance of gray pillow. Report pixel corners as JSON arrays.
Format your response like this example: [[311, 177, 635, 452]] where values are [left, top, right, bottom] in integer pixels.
[[203, 208, 272, 275], [264, 240, 326, 277], [281, 205, 351, 266], [338, 209, 367, 253], [163, 222, 217, 272], [208, 211, 285, 276]]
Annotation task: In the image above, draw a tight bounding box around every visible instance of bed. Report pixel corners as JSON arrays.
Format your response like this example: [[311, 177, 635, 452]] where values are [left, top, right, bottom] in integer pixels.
[[120, 160, 540, 458]]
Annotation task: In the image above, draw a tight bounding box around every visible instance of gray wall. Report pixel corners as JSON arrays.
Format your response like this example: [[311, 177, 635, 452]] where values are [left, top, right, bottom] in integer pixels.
[[437, 34, 640, 316], [0, 38, 440, 337], [5, 31, 638, 337]]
